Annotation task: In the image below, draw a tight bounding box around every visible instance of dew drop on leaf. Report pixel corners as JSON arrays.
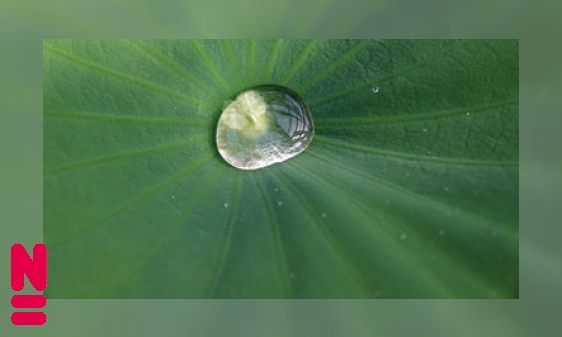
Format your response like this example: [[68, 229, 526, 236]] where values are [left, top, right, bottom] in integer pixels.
[[372, 86, 379, 93], [216, 85, 314, 170]]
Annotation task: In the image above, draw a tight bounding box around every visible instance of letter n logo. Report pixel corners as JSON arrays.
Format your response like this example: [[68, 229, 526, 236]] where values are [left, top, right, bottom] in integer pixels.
[[10, 243, 48, 325]]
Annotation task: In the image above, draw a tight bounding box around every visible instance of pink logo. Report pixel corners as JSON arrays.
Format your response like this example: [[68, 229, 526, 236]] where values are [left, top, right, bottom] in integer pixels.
[[10, 243, 47, 325]]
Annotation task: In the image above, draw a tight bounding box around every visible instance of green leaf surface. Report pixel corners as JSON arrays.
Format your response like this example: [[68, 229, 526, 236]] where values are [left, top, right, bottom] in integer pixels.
[[43, 39, 518, 298]]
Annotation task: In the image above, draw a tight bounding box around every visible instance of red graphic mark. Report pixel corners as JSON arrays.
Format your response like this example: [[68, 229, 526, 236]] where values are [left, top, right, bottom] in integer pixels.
[[11, 312, 47, 326], [10, 243, 48, 326]]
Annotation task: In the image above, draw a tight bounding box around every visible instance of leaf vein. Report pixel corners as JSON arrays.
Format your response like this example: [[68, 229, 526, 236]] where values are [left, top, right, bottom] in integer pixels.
[[313, 135, 518, 167], [308, 39, 476, 107], [43, 44, 207, 107], [44, 135, 206, 175]]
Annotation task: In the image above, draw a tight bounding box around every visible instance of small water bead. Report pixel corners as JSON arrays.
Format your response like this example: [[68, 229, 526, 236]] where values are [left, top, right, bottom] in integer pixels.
[[216, 85, 314, 170], [422, 128, 428, 133], [320, 213, 327, 218], [372, 86, 379, 93], [400, 233, 407, 240], [277, 201, 283, 206], [223, 203, 229, 208]]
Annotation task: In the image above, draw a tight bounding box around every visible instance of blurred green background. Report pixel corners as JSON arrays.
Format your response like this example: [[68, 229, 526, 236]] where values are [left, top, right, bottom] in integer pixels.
[[1, 0, 561, 336]]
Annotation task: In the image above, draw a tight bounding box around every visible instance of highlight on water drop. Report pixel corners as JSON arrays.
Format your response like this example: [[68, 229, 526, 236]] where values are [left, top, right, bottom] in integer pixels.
[[216, 85, 314, 170]]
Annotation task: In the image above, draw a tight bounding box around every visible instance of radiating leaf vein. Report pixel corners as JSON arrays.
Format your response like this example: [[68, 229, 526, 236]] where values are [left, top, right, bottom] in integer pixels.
[[48, 154, 214, 250], [308, 39, 476, 107], [313, 135, 518, 167], [44, 135, 207, 175], [43, 44, 207, 107]]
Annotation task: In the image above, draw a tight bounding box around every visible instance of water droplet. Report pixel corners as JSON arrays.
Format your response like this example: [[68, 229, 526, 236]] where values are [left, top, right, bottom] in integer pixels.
[[444, 186, 449, 192], [223, 203, 229, 208], [277, 201, 283, 206], [400, 233, 407, 240], [320, 213, 327, 218], [372, 86, 379, 93], [428, 151, 432, 155], [171, 195, 175, 199], [274, 187, 279, 192], [466, 112, 470, 116], [422, 128, 428, 133], [216, 85, 314, 170], [439, 230, 445, 236], [405, 172, 410, 177], [174, 106, 178, 110]]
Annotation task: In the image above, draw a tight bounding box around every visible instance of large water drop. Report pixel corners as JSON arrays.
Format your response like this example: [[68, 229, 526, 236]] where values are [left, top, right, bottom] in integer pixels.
[[216, 85, 314, 170]]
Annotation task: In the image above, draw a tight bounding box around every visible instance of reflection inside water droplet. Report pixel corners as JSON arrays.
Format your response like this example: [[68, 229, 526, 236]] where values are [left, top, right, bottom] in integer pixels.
[[216, 85, 314, 170], [372, 86, 379, 93]]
